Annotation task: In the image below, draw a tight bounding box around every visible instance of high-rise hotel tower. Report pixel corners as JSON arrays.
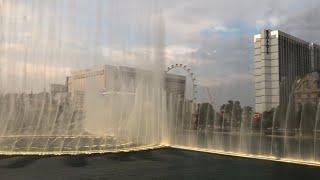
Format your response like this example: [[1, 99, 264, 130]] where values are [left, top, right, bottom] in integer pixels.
[[254, 29, 320, 113]]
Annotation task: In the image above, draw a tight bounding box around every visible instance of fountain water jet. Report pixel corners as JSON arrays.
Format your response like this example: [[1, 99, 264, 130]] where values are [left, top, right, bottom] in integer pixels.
[[0, 0, 168, 155], [1, 0, 320, 168], [314, 103, 320, 161], [270, 108, 278, 156]]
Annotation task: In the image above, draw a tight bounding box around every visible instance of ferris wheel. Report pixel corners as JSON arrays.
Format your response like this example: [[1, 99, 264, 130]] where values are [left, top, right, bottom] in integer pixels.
[[166, 64, 197, 101]]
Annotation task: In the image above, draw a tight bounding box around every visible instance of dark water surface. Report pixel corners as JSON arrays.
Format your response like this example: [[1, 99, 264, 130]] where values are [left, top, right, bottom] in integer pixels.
[[0, 148, 319, 180]]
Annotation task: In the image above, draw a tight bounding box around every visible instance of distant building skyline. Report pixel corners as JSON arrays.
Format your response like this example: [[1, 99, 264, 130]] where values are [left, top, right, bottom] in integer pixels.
[[67, 64, 186, 109]]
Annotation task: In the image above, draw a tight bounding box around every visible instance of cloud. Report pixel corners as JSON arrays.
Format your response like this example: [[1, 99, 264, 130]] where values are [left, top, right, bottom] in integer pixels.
[[278, 3, 320, 43], [198, 73, 252, 87], [0, 56, 70, 93], [0, 42, 25, 52], [2, 0, 320, 107], [207, 25, 240, 34], [158, 0, 320, 107]]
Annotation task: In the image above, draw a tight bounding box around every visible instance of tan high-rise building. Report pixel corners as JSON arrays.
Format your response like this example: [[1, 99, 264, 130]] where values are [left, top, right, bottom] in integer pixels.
[[254, 29, 320, 113]]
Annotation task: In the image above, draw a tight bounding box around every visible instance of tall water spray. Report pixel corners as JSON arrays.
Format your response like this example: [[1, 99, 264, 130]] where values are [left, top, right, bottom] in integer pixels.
[[0, 0, 167, 154], [1, 0, 320, 167]]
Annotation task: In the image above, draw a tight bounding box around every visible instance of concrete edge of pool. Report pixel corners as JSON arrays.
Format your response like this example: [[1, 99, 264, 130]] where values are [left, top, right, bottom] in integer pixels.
[[0, 145, 167, 156], [170, 145, 320, 167], [1, 144, 320, 167]]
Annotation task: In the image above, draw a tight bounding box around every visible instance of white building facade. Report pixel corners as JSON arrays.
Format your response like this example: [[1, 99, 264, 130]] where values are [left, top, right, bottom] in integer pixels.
[[67, 64, 186, 109], [254, 30, 281, 113]]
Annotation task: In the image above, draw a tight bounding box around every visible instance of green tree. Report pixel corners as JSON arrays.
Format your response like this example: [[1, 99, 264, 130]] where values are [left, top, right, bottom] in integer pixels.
[[262, 109, 275, 129], [198, 103, 215, 129], [220, 101, 234, 127], [219, 100, 243, 128], [242, 106, 253, 128], [231, 101, 242, 127]]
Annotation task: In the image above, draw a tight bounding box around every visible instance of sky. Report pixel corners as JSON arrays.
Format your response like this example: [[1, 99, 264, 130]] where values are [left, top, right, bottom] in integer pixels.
[[159, 0, 320, 107], [1, 0, 320, 108]]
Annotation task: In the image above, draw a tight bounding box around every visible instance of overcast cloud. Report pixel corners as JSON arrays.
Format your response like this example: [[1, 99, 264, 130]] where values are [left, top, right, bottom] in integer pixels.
[[158, 0, 320, 107]]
